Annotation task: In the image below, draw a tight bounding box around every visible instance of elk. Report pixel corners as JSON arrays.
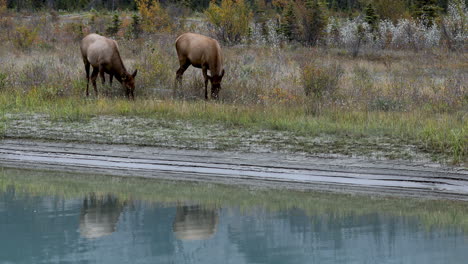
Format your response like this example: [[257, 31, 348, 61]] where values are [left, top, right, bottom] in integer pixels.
[[175, 33, 225, 100], [80, 33, 137, 99]]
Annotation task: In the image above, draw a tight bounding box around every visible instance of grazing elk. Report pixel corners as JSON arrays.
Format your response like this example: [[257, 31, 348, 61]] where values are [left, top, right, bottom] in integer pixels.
[[80, 33, 138, 99], [175, 33, 225, 100]]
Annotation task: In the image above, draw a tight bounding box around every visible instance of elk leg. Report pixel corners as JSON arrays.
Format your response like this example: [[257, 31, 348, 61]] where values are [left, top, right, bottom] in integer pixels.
[[90, 67, 99, 97], [99, 66, 105, 85], [175, 61, 190, 97], [202, 66, 209, 100], [84, 61, 90, 97], [109, 74, 113, 86], [175, 63, 189, 85]]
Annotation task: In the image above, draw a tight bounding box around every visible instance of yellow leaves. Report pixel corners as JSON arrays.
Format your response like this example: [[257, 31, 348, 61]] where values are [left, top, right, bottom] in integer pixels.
[[135, 0, 172, 33], [205, 0, 253, 43], [0, 0, 6, 14], [272, 0, 289, 11], [12, 25, 39, 51]]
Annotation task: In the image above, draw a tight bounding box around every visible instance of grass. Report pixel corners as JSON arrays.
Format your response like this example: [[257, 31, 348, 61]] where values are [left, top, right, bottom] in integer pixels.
[[0, 13, 466, 164], [0, 92, 466, 163], [2, 167, 468, 233]]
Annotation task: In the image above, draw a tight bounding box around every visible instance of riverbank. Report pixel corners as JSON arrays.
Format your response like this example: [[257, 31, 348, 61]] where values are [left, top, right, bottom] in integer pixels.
[[1, 139, 467, 201], [1, 100, 466, 164]]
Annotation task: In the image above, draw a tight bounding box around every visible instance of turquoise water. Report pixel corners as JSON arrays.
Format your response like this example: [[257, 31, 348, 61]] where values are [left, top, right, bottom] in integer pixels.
[[0, 170, 467, 263]]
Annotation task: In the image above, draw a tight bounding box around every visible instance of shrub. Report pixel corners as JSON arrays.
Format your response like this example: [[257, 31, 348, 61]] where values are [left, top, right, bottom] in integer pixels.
[[352, 66, 374, 101], [336, 17, 371, 55], [328, 16, 445, 51], [440, 0, 467, 51], [0, 0, 6, 15], [325, 17, 341, 47], [135, 0, 173, 33], [302, 63, 343, 98], [63, 22, 84, 42], [0, 16, 13, 42], [250, 19, 285, 48], [134, 45, 174, 94], [20, 60, 48, 88], [12, 25, 38, 51], [205, 0, 253, 44], [369, 97, 405, 111]]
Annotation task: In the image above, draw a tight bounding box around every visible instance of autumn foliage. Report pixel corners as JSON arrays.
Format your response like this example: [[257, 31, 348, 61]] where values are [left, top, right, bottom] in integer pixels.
[[0, 0, 6, 14], [135, 0, 172, 33], [205, 0, 253, 44]]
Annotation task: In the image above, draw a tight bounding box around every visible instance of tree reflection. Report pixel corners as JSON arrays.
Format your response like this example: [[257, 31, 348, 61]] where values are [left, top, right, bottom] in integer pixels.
[[79, 193, 124, 239], [173, 205, 218, 240]]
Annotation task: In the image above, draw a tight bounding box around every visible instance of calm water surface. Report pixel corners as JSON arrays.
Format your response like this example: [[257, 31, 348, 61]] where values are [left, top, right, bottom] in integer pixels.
[[0, 168, 467, 264]]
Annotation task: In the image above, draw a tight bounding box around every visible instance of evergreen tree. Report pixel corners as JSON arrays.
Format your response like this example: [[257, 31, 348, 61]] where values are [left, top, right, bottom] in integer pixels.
[[281, 2, 296, 41], [364, 3, 379, 31], [253, 0, 269, 38], [304, 0, 327, 45], [106, 14, 121, 36], [130, 14, 142, 39], [413, 0, 442, 26]]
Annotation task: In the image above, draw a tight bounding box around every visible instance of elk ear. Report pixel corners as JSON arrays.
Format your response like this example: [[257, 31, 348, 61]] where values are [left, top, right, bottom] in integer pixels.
[[220, 69, 225, 78], [132, 69, 138, 78]]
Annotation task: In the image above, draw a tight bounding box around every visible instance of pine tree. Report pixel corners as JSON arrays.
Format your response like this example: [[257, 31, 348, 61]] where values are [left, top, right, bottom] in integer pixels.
[[254, 0, 269, 37], [304, 0, 326, 45], [364, 3, 379, 32], [106, 14, 121, 36], [281, 2, 296, 41], [131, 14, 142, 39], [413, 0, 442, 26]]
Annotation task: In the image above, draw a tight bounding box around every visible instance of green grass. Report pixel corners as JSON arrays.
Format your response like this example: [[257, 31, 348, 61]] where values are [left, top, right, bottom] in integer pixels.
[[2, 167, 468, 233], [0, 91, 466, 163]]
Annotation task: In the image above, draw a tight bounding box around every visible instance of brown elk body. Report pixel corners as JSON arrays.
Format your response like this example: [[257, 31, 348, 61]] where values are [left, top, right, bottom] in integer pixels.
[[80, 33, 137, 99], [175, 33, 225, 100]]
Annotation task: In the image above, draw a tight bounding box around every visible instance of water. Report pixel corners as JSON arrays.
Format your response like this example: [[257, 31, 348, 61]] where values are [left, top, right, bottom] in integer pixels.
[[0, 168, 467, 264]]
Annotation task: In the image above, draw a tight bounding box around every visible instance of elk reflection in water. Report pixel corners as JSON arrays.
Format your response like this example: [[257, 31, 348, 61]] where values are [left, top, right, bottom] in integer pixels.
[[79, 193, 125, 239], [173, 205, 219, 240], [78, 195, 218, 241]]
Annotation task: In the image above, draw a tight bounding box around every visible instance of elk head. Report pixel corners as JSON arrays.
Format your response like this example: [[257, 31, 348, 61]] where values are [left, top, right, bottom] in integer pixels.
[[208, 69, 224, 99], [122, 69, 138, 100]]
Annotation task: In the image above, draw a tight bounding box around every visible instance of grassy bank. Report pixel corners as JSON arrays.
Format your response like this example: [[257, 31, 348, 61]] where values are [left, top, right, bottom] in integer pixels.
[[1, 93, 466, 163]]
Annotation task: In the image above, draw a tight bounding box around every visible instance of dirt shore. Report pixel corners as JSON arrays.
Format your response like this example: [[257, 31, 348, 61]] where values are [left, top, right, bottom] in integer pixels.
[[1, 139, 467, 200]]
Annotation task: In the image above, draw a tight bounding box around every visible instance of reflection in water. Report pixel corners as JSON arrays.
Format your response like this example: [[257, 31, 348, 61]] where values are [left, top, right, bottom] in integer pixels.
[[173, 205, 218, 240], [1, 171, 468, 264], [79, 193, 124, 239]]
